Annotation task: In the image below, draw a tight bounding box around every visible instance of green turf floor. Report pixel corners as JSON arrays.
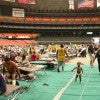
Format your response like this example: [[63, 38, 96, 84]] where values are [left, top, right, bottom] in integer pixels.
[[0, 63, 100, 100]]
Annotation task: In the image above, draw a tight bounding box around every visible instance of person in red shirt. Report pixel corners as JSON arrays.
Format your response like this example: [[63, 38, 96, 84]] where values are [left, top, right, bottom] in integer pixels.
[[30, 52, 39, 61]]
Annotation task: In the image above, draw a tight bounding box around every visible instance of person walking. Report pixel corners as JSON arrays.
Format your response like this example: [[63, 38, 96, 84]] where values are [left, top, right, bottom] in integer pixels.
[[94, 45, 100, 75], [56, 44, 68, 72], [88, 40, 95, 67], [71, 62, 83, 84]]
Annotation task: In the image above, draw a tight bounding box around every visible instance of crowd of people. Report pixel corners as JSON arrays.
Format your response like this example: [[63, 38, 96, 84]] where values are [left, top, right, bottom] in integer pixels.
[[0, 41, 99, 95]]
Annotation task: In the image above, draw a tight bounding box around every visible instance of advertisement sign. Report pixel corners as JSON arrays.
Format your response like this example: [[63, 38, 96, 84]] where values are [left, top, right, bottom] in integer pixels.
[[12, 8, 25, 17]]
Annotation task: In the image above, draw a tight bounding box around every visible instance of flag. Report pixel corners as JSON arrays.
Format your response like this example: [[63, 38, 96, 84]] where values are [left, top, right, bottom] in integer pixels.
[[26, 0, 35, 4], [18, 0, 35, 4], [97, 0, 100, 3], [78, 0, 94, 8], [18, 0, 26, 3]]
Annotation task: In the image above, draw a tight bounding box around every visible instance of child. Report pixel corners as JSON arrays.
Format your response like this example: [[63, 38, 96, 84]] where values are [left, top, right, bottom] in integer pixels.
[[71, 62, 83, 83]]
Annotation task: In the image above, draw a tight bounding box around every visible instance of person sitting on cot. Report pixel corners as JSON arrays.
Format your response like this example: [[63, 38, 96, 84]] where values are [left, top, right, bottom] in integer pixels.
[[29, 51, 41, 61], [3, 57, 21, 85], [71, 62, 83, 84]]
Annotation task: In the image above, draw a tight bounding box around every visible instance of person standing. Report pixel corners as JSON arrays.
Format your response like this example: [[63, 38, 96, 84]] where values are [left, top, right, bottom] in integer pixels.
[[94, 45, 100, 75], [56, 44, 68, 72], [71, 62, 83, 84], [88, 40, 95, 67]]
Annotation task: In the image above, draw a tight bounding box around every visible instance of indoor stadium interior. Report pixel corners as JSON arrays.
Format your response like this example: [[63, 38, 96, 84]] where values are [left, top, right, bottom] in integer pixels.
[[0, 0, 100, 100]]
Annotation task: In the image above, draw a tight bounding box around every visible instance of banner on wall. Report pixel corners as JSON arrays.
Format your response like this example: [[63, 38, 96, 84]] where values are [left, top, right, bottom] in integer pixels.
[[78, 0, 94, 8], [97, 0, 100, 7], [69, 0, 74, 9], [18, 0, 35, 4], [12, 8, 25, 17], [3, 0, 15, 2]]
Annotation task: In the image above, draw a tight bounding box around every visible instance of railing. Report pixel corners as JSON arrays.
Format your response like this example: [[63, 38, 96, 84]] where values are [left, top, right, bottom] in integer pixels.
[[37, 36, 91, 44], [0, 16, 100, 24], [0, 24, 100, 30]]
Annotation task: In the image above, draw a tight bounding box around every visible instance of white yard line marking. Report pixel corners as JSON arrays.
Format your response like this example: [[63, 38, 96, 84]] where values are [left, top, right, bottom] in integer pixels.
[[78, 69, 93, 100], [53, 74, 76, 100], [86, 86, 100, 88]]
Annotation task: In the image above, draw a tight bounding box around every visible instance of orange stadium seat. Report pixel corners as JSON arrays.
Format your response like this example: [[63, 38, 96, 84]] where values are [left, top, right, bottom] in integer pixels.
[[25, 17, 34, 22], [58, 18, 66, 23], [42, 17, 50, 23]]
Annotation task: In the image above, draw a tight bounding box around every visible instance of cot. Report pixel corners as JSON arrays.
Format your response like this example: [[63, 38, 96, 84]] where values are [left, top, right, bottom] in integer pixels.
[[4, 75, 36, 100], [30, 60, 57, 69]]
